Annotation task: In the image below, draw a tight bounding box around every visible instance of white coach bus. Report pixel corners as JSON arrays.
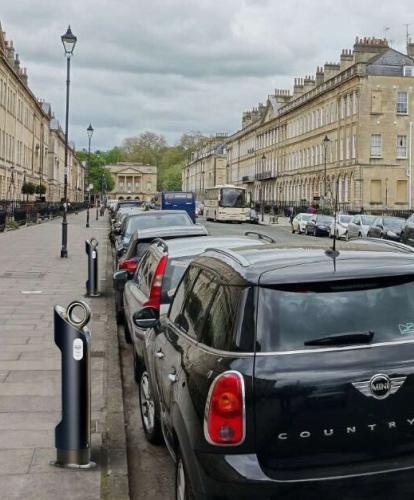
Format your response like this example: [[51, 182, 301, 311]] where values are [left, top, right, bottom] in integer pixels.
[[204, 185, 249, 223]]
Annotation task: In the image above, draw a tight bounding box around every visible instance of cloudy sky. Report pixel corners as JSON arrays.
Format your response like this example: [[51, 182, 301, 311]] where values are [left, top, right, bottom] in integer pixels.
[[1, 0, 413, 150]]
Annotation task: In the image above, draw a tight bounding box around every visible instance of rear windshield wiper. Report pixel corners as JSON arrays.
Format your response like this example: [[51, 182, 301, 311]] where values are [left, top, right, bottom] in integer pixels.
[[304, 331, 374, 346]]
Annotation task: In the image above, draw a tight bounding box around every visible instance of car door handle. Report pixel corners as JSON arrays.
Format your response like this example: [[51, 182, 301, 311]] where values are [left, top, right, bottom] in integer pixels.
[[168, 372, 177, 383], [155, 350, 164, 359]]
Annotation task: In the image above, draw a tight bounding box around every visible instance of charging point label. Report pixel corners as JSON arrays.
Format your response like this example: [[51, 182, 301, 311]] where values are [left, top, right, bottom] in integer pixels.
[[73, 338, 84, 361]]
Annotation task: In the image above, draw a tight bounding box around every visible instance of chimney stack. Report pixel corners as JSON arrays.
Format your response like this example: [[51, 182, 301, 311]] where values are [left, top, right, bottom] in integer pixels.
[[303, 75, 316, 93], [324, 62, 341, 81], [315, 66, 324, 86], [21, 67, 28, 86], [293, 78, 305, 98], [353, 36, 388, 63], [340, 49, 354, 71]]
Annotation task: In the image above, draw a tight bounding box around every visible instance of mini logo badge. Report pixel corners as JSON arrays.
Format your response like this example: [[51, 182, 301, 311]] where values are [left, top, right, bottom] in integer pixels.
[[352, 374, 406, 400]]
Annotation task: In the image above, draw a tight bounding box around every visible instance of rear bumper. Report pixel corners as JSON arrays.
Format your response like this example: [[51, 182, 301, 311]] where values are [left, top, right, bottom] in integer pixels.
[[193, 452, 414, 500]]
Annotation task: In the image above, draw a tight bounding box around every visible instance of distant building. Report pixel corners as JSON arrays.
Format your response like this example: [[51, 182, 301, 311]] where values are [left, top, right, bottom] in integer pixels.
[[226, 36, 414, 210], [0, 22, 84, 202], [106, 162, 157, 201], [182, 134, 228, 201]]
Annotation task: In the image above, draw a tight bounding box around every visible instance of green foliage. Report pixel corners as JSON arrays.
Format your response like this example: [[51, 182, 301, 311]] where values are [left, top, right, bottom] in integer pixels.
[[21, 182, 36, 195], [35, 184, 47, 195], [76, 131, 209, 194]]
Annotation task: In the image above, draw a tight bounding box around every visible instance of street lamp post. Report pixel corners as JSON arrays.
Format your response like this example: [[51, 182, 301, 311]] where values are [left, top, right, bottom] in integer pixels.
[[86, 124, 93, 228], [60, 26, 77, 258], [323, 135, 331, 204], [261, 154, 266, 221]]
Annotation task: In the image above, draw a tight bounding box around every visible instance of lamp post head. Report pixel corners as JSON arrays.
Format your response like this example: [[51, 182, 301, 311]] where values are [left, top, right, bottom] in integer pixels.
[[87, 123, 94, 140], [261, 154, 266, 160], [61, 26, 77, 57], [323, 135, 330, 146]]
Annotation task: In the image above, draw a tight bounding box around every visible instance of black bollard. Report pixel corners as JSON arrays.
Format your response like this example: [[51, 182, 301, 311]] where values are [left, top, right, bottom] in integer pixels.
[[85, 238, 100, 297], [50, 300, 95, 469]]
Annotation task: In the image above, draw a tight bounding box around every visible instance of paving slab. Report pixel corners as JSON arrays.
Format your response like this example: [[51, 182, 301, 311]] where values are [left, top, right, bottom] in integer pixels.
[[0, 213, 129, 499]]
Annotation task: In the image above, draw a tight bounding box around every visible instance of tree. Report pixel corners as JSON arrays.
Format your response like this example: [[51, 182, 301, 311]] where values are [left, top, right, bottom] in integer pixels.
[[35, 184, 47, 195], [177, 131, 209, 160], [121, 131, 168, 166], [21, 182, 36, 200]]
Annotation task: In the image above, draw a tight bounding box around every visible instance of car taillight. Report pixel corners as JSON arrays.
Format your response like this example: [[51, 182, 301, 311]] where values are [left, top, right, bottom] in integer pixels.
[[204, 371, 245, 446], [119, 258, 138, 273], [144, 255, 167, 309]]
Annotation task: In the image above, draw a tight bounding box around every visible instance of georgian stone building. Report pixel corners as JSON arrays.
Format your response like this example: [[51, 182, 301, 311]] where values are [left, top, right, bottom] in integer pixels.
[[227, 37, 414, 210], [0, 22, 84, 202], [182, 134, 228, 201], [106, 162, 157, 201]]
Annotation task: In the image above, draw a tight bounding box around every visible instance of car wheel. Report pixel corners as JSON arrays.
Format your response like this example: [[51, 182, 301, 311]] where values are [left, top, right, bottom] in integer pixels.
[[176, 450, 195, 500], [132, 348, 142, 384], [292, 227, 295, 234], [358, 232, 362, 238], [124, 320, 132, 344], [138, 370, 163, 445], [345, 231, 349, 241]]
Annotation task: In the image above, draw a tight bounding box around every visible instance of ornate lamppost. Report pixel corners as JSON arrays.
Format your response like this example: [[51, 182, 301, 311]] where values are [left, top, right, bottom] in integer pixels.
[[60, 26, 77, 258], [86, 124, 93, 228]]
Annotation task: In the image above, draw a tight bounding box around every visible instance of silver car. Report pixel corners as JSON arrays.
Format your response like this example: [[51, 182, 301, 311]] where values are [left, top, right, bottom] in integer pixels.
[[292, 213, 313, 233], [346, 214, 376, 239]]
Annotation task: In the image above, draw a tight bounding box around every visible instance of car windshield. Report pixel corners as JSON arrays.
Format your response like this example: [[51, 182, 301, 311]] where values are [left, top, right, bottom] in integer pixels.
[[339, 215, 352, 223], [316, 215, 333, 223], [126, 214, 191, 237], [221, 188, 246, 208], [383, 217, 405, 229], [361, 215, 376, 225], [257, 276, 414, 352], [301, 214, 312, 221]]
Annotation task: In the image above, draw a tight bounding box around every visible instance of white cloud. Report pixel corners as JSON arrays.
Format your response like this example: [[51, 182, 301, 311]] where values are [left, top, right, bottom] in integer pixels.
[[1, 0, 413, 149]]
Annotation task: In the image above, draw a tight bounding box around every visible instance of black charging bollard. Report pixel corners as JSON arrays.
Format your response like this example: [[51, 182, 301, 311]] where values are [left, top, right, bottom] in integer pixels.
[[85, 238, 100, 297], [50, 300, 95, 469]]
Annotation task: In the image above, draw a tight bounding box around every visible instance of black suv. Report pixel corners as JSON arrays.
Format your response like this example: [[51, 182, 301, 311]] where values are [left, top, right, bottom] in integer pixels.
[[134, 240, 414, 500]]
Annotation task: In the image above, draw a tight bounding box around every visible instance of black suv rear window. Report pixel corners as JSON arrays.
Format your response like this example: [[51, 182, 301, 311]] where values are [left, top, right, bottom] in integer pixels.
[[256, 276, 414, 352]]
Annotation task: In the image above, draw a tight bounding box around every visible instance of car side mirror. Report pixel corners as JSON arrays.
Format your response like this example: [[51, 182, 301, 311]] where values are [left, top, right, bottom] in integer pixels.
[[133, 307, 160, 330], [113, 270, 129, 290]]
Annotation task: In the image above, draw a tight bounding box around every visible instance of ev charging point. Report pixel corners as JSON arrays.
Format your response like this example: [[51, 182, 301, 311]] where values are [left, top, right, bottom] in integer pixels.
[[50, 300, 96, 469], [85, 238, 100, 297]]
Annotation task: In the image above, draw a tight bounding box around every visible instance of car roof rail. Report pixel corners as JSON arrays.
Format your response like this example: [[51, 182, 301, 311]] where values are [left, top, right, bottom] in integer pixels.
[[350, 237, 414, 254], [244, 231, 275, 243], [151, 238, 169, 252], [204, 248, 250, 267]]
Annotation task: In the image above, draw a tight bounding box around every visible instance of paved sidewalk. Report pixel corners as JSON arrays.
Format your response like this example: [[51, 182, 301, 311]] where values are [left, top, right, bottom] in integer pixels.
[[0, 213, 128, 499]]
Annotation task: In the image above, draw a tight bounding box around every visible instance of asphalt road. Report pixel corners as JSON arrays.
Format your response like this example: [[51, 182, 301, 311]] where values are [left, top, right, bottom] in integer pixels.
[[120, 219, 324, 500]]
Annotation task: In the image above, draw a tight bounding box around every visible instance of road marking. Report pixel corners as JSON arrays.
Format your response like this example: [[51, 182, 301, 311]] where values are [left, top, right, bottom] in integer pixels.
[[20, 290, 43, 295]]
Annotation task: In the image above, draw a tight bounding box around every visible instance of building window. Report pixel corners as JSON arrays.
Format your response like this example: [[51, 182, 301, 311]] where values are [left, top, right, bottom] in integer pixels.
[[397, 91, 408, 114], [396, 180, 408, 203], [397, 135, 408, 158], [370, 134, 382, 158], [370, 180, 382, 203], [403, 66, 414, 77]]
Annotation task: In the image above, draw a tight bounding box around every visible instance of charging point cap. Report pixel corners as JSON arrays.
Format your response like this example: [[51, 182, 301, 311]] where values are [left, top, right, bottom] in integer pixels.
[[66, 301, 91, 329]]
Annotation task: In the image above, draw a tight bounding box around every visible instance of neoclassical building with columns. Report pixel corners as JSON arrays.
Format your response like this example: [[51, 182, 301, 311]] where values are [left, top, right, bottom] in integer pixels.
[[226, 36, 414, 210], [106, 162, 157, 201]]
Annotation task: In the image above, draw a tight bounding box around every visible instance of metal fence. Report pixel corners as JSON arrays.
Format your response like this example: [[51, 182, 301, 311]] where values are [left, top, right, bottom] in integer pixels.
[[0, 200, 87, 232]]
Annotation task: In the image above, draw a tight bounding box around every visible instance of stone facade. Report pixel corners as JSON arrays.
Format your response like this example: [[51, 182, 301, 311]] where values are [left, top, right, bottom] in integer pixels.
[[182, 134, 228, 202], [0, 22, 84, 202], [106, 162, 157, 201], [226, 37, 414, 210]]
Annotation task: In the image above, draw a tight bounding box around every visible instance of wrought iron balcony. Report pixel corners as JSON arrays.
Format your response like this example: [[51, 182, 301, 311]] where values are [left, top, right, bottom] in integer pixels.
[[255, 171, 276, 181], [242, 175, 255, 183]]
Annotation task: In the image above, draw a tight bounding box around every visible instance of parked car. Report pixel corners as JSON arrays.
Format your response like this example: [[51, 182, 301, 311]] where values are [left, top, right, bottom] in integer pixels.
[[134, 240, 414, 500], [114, 225, 209, 323], [329, 214, 353, 239], [114, 210, 194, 259], [291, 213, 313, 233], [367, 216, 405, 241], [401, 213, 414, 246], [346, 214, 377, 239], [305, 214, 334, 236], [114, 232, 272, 358]]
